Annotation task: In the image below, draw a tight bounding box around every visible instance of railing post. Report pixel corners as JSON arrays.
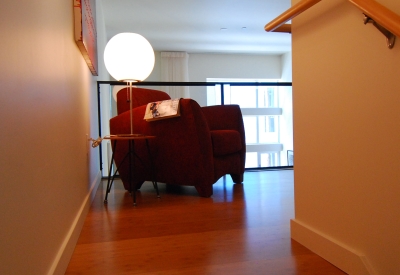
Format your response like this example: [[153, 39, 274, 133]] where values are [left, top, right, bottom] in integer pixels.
[[220, 84, 225, 105], [97, 82, 103, 171]]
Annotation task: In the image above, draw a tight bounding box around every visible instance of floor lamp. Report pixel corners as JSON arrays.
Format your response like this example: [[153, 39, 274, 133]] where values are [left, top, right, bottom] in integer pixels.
[[103, 32, 155, 136]]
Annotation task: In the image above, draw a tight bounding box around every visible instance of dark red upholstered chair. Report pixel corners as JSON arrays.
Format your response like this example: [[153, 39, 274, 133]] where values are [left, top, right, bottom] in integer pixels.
[[109, 87, 245, 197]]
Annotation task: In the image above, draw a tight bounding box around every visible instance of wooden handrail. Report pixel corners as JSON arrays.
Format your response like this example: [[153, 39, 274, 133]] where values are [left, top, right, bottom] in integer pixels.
[[264, 0, 321, 32], [273, 24, 292, 33], [265, 0, 400, 39], [349, 0, 400, 38]]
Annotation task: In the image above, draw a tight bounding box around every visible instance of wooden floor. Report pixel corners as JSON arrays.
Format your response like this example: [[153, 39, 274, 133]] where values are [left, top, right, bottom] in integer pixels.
[[65, 170, 347, 275]]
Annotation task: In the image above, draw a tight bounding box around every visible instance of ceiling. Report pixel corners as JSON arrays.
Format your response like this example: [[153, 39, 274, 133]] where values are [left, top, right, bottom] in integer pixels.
[[100, 0, 292, 55]]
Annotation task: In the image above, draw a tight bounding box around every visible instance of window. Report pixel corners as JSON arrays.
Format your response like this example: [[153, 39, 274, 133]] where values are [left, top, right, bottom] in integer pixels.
[[207, 78, 293, 168]]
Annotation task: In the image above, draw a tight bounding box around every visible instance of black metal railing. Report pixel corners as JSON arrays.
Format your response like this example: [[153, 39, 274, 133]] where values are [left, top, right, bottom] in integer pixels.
[[96, 81, 293, 172]]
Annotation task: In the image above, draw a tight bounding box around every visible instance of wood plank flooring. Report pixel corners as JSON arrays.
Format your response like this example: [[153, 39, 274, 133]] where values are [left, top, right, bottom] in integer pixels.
[[65, 170, 347, 275]]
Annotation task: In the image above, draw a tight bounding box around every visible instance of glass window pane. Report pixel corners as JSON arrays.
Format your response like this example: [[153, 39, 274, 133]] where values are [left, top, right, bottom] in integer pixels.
[[245, 152, 258, 168], [258, 116, 279, 143], [268, 87, 277, 107], [229, 86, 256, 107], [223, 84, 231, 104], [261, 152, 278, 167], [206, 85, 220, 106], [243, 116, 257, 143], [257, 87, 267, 108], [257, 87, 277, 108]]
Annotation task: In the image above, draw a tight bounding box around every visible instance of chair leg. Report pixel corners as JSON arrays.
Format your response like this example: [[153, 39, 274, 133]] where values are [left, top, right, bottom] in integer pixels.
[[122, 180, 144, 191], [135, 181, 144, 190], [195, 184, 213, 197], [230, 173, 244, 183]]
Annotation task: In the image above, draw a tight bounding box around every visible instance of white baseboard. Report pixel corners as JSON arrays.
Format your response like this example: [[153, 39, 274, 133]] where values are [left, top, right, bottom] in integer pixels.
[[290, 219, 377, 275], [47, 171, 102, 275]]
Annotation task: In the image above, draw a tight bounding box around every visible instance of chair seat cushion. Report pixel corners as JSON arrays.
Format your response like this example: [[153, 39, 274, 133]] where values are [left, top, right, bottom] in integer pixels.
[[210, 130, 242, 157]]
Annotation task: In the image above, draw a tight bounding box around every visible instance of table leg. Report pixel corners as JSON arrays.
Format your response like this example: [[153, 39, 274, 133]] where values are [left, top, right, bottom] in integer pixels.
[[104, 136, 157, 206], [104, 140, 118, 204]]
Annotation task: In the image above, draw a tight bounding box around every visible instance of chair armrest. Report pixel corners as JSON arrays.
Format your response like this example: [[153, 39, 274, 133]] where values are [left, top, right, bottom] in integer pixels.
[[201, 104, 246, 168], [201, 104, 244, 131]]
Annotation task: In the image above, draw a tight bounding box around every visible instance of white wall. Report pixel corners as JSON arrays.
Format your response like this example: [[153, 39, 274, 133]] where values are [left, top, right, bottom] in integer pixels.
[[130, 52, 283, 106], [281, 52, 292, 81], [291, 0, 400, 274], [188, 53, 282, 106], [0, 1, 107, 274], [147, 51, 162, 82]]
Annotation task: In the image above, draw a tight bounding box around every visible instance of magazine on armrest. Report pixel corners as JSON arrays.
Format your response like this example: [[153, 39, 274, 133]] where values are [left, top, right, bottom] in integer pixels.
[[144, 98, 180, 121]]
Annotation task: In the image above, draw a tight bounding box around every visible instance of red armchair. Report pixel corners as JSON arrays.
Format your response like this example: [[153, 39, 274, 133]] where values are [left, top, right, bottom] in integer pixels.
[[109, 87, 245, 197]]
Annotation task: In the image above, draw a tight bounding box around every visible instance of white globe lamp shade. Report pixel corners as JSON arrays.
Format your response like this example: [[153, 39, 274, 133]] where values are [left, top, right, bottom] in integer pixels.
[[104, 33, 155, 82]]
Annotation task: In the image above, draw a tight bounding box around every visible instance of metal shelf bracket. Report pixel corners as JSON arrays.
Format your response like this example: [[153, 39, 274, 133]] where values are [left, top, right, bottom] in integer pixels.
[[363, 14, 396, 49]]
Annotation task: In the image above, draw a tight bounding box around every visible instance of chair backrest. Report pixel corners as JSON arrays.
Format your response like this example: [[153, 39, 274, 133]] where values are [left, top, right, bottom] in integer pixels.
[[116, 87, 171, 115]]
